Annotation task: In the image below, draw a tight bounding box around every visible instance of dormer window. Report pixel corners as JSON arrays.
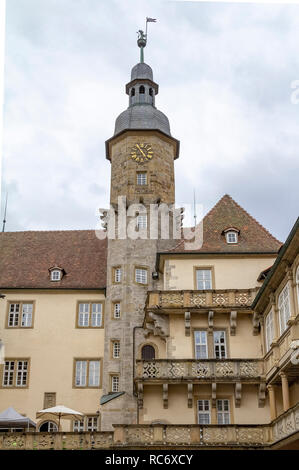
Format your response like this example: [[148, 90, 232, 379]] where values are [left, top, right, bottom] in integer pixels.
[[226, 232, 238, 244], [49, 268, 63, 281], [222, 227, 240, 244]]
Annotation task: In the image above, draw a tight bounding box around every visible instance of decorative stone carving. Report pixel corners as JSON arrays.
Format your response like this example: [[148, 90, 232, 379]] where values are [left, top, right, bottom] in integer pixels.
[[127, 427, 154, 444], [191, 362, 210, 378], [3, 435, 26, 450], [145, 312, 169, 338], [230, 311, 237, 336], [215, 362, 234, 376], [235, 382, 242, 408], [212, 292, 229, 306], [161, 292, 184, 307], [236, 427, 264, 444], [169, 362, 187, 378], [235, 292, 252, 306], [239, 361, 260, 377], [203, 427, 229, 443], [190, 292, 206, 307], [212, 382, 217, 408], [143, 361, 159, 378], [163, 384, 168, 409], [187, 383, 193, 408], [165, 426, 191, 444], [185, 311, 191, 336], [208, 311, 214, 334], [258, 383, 266, 408]]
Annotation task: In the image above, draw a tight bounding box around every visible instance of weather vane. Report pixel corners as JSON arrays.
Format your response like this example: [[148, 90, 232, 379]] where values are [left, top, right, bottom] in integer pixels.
[[137, 17, 157, 63]]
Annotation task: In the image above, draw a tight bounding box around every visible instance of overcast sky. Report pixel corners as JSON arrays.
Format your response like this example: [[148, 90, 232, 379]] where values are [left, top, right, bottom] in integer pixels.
[[1, 0, 299, 242]]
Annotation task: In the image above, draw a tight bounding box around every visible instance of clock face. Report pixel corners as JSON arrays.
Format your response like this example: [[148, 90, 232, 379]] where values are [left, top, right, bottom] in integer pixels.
[[130, 143, 153, 164]]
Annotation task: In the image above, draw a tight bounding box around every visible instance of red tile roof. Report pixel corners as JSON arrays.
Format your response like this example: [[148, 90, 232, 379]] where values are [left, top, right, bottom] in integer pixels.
[[168, 194, 282, 254], [0, 230, 107, 289]]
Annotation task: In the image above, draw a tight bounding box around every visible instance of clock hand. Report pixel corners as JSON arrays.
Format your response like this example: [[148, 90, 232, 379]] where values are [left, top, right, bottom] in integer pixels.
[[136, 144, 147, 158]]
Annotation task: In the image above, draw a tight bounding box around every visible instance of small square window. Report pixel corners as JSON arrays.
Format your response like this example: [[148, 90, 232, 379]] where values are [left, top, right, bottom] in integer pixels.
[[51, 270, 62, 281]]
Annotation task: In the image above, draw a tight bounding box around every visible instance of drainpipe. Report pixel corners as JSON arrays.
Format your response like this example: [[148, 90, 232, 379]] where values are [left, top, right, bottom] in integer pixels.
[[133, 325, 144, 425]]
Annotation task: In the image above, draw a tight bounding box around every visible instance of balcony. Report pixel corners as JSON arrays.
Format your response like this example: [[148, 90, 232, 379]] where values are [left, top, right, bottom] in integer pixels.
[[147, 289, 258, 312], [135, 359, 264, 383]]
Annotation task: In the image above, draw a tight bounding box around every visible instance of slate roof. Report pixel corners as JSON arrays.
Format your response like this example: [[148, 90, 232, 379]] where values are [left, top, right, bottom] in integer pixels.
[[0, 230, 107, 289], [167, 194, 282, 254]]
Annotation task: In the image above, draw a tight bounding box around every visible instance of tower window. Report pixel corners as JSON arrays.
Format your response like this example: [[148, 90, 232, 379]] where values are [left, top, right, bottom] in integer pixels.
[[139, 85, 145, 94], [137, 215, 147, 229], [137, 172, 147, 185], [131, 88, 135, 97], [149, 88, 153, 96]]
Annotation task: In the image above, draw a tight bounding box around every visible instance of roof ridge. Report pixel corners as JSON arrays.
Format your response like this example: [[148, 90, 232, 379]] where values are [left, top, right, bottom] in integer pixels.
[[223, 194, 282, 244], [0, 229, 104, 234]]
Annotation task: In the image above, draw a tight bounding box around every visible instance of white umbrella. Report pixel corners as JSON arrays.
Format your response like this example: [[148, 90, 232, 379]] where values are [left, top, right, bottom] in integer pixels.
[[36, 405, 84, 429]]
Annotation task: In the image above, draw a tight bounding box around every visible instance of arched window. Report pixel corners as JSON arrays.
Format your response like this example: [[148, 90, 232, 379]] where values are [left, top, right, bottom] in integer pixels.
[[149, 88, 153, 96], [278, 283, 291, 334], [141, 344, 155, 360], [139, 85, 145, 94], [39, 421, 58, 432], [131, 88, 135, 97]]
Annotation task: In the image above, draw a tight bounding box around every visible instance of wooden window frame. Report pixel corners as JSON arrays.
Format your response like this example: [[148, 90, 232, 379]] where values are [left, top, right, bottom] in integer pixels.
[[111, 340, 120, 359], [216, 398, 231, 425], [197, 399, 211, 424], [278, 282, 291, 335], [6, 301, 35, 329], [265, 309, 275, 352], [193, 330, 208, 359], [1, 358, 30, 389], [213, 330, 227, 359], [73, 358, 102, 389], [76, 301, 104, 329], [110, 374, 120, 392]]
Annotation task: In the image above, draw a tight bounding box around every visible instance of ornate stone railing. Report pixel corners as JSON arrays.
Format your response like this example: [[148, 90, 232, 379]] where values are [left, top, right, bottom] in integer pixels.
[[135, 359, 264, 382], [147, 289, 257, 311], [272, 403, 299, 444], [0, 431, 113, 450], [113, 423, 272, 447]]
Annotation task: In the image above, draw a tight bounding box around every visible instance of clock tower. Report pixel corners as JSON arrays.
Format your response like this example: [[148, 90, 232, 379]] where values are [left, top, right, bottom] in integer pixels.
[[100, 32, 179, 430]]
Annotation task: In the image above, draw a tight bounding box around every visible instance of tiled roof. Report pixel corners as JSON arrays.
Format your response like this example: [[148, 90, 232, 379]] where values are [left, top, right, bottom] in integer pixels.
[[0, 230, 107, 289], [168, 194, 282, 254]]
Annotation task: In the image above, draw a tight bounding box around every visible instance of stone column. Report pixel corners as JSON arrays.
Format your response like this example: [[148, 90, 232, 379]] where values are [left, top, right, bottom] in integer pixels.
[[267, 385, 277, 421], [280, 372, 290, 412]]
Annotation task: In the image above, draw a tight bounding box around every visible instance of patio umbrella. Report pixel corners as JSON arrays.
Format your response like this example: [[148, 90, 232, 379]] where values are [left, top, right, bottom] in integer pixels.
[[36, 405, 84, 429]]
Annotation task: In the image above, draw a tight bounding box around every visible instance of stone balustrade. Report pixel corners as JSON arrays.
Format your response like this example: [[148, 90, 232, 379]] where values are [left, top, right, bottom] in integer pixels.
[[135, 359, 264, 382], [1, 403, 298, 449], [147, 289, 257, 311]]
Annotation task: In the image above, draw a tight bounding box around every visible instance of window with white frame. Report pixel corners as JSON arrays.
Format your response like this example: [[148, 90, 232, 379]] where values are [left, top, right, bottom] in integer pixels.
[[86, 416, 98, 432], [194, 331, 208, 359], [50, 269, 62, 281], [213, 331, 227, 359], [2, 360, 29, 387], [278, 283, 291, 334], [137, 215, 147, 229], [78, 303, 102, 327], [137, 172, 147, 185], [197, 400, 211, 424], [73, 419, 84, 432], [8, 302, 33, 328], [111, 375, 120, 392], [226, 231, 238, 244], [265, 309, 275, 352], [114, 267, 122, 283], [196, 269, 212, 290], [39, 421, 58, 432], [135, 268, 148, 285], [217, 399, 230, 424], [113, 303, 121, 319], [75, 360, 101, 388], [112, 341, 120, 358]]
